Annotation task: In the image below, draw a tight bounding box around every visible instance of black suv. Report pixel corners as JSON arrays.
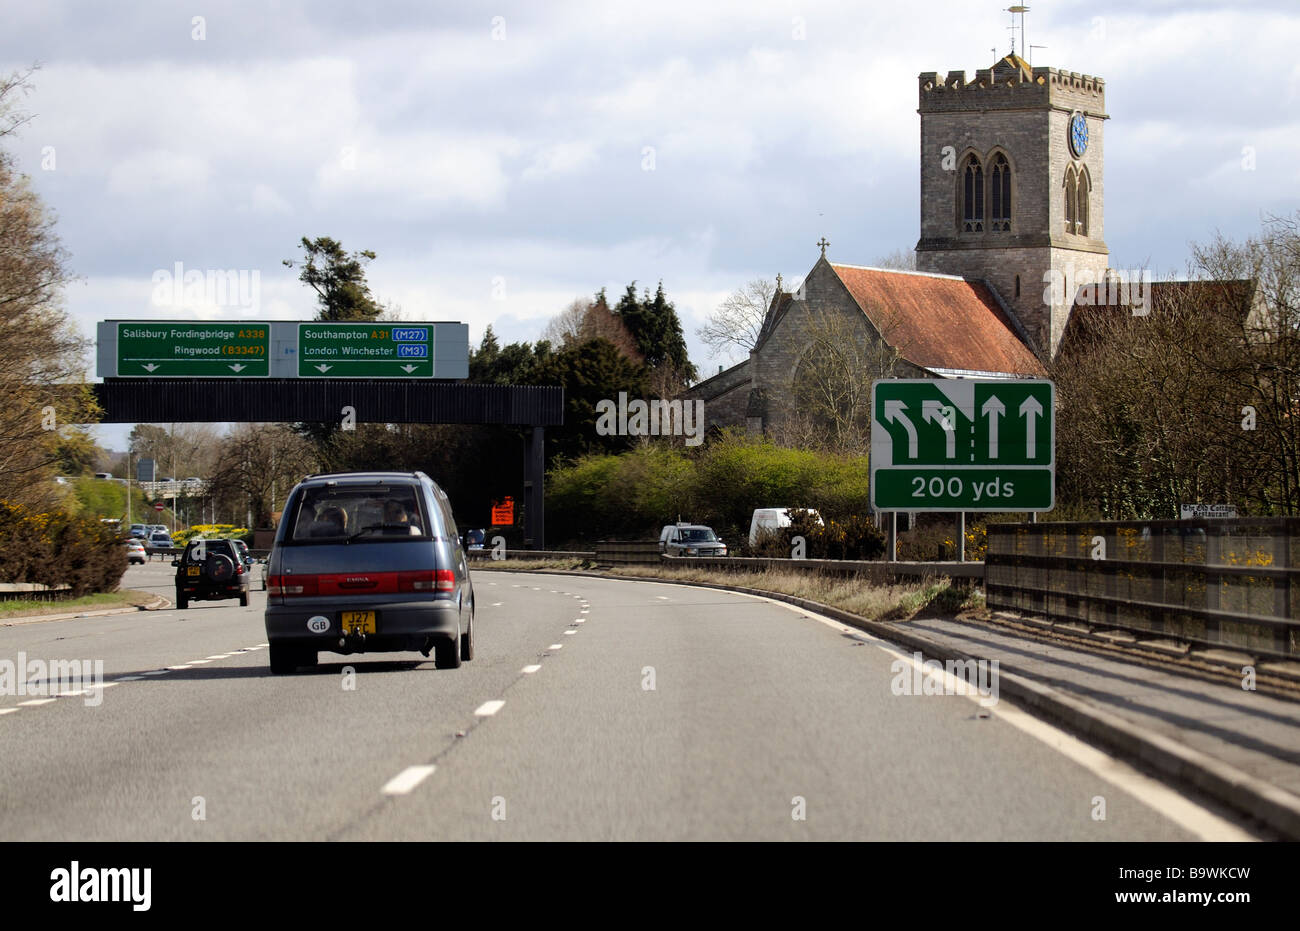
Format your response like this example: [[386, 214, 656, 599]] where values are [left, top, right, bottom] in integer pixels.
[[173, 538, 252, 609]]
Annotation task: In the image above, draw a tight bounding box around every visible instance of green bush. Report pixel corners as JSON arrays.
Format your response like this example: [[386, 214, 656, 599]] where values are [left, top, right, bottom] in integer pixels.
[[546, 434, 875, 548], [0, 501, 128, 597]]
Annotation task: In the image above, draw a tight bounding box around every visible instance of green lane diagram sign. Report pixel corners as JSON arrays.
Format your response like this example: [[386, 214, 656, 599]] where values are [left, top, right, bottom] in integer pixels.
[[114, 323, 269, 376], [871, 378, 1055, 511], [297, 324, 432, 378]]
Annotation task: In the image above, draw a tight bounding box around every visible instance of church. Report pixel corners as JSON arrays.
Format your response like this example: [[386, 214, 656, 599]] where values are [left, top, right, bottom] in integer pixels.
[[688, 53, 1112, 436]]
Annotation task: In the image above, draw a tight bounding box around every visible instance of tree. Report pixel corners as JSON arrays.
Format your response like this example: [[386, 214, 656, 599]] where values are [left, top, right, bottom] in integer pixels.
[[543, 292, 642, 363], [697, 278, 774, 363], [614, 281, 696, 391], [873, 247, 917, 271], [1051, 213, 1300, 517], [283, 236, 381, 321], [207, 424, 316, 527], [0, 91, 95, 508], [531, 338, 650, 462]]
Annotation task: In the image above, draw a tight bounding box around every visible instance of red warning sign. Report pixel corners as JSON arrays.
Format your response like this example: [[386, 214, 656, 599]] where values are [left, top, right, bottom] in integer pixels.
[[491, 497, 514, 526]]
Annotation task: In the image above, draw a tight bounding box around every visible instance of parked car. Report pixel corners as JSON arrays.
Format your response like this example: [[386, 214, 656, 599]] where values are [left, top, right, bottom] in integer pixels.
[[263, 471, 475, 675], [94, 472, 113, 479], [659, 523, 728, 557], [748, 508, 824, 547], [125, 539, 147, 565], [173, 538, 252, 609]]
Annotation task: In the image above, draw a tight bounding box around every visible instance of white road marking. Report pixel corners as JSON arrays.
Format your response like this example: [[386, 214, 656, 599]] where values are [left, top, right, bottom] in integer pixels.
[[580, 607, 589, 613], [491, 603, 502, 607], [188, 659, 212, 665], [574, 618, 585, 624], [548, 644, 563, 650], [474, 700, 506, 716], [55, 690, 87, 698], [168, 665, 192, 670], [521, 665, 541, 674], [381, 765, 436, 796], [563, 630, 576, 635], [18, 698, 55, 706], [256, 642, 269, 647], [99, 683, 118, 690], [205, 654, 230, 660], [656, 596, 670, 600], [0, 708, 17, 716]]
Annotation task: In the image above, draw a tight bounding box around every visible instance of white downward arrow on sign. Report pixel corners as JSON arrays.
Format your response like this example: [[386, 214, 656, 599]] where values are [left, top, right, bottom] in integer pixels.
[[1020, 395, 1043, 459], [229, 363, 245, 372], [401, 364, 417, 373], [981, 395, 1005, 458], [921, 400, 956, 458], [883, 400, 918, 458], [315, 364, 332, 373], [141, 363, 158, 372]]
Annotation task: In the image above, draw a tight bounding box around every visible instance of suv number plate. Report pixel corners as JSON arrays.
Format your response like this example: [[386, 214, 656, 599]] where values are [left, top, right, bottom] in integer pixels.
[[187, 566, 201, 576], [341, 611, 376, 634]]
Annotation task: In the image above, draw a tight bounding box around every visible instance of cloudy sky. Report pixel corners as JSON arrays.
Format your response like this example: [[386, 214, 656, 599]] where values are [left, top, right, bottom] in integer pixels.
[[3, 0, 1298, 448]]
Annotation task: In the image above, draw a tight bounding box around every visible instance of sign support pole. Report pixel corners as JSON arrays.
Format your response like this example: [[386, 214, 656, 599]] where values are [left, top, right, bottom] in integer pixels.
[[889, 512, 897, 562], [958, 511, 965, 562]]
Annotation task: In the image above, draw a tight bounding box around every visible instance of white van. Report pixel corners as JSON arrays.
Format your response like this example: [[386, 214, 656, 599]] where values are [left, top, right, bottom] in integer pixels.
[[748, 508, 823, 546]]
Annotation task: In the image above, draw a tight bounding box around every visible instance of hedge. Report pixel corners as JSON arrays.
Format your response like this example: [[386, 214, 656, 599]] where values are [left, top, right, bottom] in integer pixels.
[[0, 501, 128, 597]]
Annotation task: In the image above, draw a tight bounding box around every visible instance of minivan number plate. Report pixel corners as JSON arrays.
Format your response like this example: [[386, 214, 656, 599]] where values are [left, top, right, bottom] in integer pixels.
[[341, 611, 376, 634]]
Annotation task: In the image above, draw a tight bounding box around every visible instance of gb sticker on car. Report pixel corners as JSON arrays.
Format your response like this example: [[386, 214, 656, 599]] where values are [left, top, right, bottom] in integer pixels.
[[307, 616, 330, 633]]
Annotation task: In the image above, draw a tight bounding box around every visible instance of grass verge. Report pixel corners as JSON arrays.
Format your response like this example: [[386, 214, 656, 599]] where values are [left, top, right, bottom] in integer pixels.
[[473, 559, 984, 622], [0, 590, 156, 620]]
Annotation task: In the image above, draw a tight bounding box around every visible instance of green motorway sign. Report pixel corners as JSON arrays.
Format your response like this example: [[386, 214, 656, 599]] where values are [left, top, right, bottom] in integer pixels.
[[870, 378, 1055, 511], [115, 322, 269, 376], [297, 324, 433, 377]]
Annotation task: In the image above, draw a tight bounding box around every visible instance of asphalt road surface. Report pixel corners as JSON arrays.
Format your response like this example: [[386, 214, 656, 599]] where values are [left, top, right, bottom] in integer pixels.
[[0, 563, 1260, 840]]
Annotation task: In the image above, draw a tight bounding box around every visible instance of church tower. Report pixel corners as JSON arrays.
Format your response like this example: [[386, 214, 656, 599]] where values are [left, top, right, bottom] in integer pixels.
[[915, 55, 1109, 358]]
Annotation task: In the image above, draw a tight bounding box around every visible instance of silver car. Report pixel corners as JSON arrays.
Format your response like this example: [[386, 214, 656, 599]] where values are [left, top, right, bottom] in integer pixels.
[[263, 471, 475, 674], [659, 523, 728, 557]]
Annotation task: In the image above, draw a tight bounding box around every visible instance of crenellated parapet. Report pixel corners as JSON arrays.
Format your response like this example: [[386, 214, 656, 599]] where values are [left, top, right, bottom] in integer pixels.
[[919, 58, 1106, 116]]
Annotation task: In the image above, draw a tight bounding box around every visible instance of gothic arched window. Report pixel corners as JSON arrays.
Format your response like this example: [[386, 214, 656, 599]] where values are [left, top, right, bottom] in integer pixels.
[[1076, 167, 1090, 236], [1064, 168, 1077, 234], [962, 155, 984, 232], [990, 153, 1011, 231]]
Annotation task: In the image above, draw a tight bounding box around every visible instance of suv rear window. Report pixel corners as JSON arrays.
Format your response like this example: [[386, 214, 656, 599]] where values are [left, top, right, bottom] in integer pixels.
[[286, 484, 429, 543], [182, 540, 237, 564]]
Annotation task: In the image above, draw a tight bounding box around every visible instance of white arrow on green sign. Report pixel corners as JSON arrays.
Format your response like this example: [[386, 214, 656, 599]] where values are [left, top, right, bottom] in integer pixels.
[[870, 378, 1055, 511]]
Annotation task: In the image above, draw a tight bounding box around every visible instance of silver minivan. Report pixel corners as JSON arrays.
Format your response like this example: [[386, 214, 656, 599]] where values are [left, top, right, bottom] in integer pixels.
[[263, 471, 475, 675]]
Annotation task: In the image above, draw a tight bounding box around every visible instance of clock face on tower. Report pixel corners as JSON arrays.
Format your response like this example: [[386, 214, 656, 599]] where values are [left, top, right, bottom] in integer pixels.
[[1069, 112, 1089, 158]]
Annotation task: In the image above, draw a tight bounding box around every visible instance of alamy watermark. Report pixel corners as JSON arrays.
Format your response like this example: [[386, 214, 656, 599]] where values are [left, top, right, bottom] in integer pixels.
[[151, 261, 260, 313], [1043, 266, 1152, 315], [890, 651, 999, 707], [0, 653, 104, 706], [595, 392, 705, 447]]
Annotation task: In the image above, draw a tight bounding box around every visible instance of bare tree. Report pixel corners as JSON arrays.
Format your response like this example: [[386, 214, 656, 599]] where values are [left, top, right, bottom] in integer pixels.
[[697, 278, 774, 363], [542, 296, 642, 363], [207, 424, 317, 527], [873, 247, 917, 271], [0, 66, 38, 140]]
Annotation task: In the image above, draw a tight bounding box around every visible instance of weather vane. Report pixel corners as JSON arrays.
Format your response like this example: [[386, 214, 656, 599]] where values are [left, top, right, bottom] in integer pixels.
[[1005, 5, 1030, 59]]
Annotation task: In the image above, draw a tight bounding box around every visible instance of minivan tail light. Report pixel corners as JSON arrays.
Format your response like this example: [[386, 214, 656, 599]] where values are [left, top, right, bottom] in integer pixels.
[[269, 574, 318, 596], [398, 570, 456, 593]]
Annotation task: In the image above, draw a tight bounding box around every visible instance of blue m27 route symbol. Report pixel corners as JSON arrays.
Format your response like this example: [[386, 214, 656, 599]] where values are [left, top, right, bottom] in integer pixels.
[[871, 378, 1054, 511]]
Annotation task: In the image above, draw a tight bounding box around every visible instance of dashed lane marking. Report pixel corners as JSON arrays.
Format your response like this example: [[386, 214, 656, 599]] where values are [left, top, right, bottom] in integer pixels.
[[522, 665, 541, 674], [381, 765, 436, 796], [474, 700, 506, 717]]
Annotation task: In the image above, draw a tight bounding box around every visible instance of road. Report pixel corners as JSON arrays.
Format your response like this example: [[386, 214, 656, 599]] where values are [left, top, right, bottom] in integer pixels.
[[0, 563, 1259, 840]]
